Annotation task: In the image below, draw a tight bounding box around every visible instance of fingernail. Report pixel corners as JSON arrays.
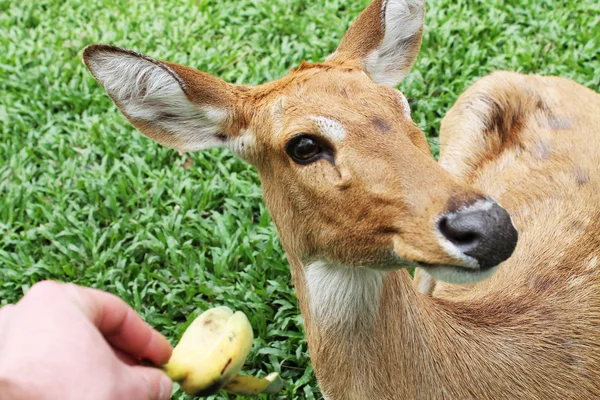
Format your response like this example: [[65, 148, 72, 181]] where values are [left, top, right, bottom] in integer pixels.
[[159, 375, 172, 400]]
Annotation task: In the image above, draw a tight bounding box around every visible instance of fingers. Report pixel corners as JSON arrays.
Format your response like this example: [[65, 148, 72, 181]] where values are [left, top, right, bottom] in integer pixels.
[[122, 364, 173, 400], [65, 284, 173, 365], [9, 281, 174, 400], [113, 348, 139, 366], [22, 281, 172, 365]]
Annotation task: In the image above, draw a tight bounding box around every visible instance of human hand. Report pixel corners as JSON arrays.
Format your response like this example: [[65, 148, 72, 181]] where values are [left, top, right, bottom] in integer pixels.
[[0, 281, 173, 400]]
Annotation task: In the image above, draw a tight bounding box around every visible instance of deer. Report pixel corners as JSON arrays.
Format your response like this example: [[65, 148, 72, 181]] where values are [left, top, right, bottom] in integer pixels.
[[82, 0, 600, 398]]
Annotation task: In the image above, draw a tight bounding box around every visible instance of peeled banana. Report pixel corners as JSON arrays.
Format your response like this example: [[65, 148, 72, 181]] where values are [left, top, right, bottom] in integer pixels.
[[162, 306, 284, 397]]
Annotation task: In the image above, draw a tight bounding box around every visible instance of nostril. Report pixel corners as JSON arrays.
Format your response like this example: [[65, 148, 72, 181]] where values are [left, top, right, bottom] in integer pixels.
[[437, 201, 519, 269], [438, 215, 481, 248]]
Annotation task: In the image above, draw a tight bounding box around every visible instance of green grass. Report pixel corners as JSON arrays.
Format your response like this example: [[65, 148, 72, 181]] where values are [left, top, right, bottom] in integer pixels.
[[0, 0, 598, 398]]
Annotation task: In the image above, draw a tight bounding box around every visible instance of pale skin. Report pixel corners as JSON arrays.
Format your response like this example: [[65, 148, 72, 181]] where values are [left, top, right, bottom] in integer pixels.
[[0, 281, 173, 400]]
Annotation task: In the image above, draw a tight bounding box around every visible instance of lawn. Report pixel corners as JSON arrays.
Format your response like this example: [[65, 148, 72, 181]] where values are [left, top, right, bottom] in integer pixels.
[[0, 0, 598, 398]]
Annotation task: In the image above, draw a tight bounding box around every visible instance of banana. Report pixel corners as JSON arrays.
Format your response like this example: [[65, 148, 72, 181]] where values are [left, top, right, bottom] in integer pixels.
[[223, 372, 284, 396], [162, 306, 285, 398], [163, 307, 254, 396]]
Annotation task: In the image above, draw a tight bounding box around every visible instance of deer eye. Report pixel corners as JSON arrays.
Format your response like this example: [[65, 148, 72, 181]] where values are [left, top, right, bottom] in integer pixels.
[[286, 135, 323, 164]]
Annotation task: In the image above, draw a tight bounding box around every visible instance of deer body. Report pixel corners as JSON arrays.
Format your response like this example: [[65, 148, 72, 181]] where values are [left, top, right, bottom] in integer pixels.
[[294, 73, 600, 399], [83, 0, 600, 398]]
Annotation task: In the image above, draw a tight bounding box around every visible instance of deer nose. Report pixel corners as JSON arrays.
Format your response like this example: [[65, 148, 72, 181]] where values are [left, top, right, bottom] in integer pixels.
[[437, 201, 518, 269]]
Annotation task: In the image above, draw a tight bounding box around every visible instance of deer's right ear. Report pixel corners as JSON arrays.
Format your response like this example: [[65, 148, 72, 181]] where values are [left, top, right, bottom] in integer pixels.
[[327, 0, 425, 88], [83, 44, 240, 152]]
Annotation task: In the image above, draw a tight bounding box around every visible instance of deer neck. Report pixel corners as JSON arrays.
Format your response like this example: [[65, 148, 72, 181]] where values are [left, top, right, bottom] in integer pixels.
[[287, 256, 446, 399]]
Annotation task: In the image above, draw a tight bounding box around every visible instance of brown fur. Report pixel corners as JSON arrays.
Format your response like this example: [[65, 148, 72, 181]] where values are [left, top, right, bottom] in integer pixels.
[[400, 72, 600, 399], [308, 73, 600, 398], [83, 0, 600, 398]]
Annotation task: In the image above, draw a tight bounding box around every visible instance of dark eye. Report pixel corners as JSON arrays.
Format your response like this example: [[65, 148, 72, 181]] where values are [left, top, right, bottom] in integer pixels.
[[286, 135, 323, 164]]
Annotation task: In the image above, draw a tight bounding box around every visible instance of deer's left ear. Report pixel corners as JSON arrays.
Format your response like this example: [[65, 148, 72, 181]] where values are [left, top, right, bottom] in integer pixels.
[[327, 0, 425, 87]]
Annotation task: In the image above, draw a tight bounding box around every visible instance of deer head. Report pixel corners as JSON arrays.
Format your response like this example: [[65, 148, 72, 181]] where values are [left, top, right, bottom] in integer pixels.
[[83, 0, 517, 284]]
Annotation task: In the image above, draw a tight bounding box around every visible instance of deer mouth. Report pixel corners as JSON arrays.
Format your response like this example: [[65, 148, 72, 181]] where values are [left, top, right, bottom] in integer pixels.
[[417, 262, 499, 284]]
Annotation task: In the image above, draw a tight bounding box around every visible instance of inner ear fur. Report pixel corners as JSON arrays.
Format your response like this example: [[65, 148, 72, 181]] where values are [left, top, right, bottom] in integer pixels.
[[83, 44, 241, 152], [327, 0, 425, 87]]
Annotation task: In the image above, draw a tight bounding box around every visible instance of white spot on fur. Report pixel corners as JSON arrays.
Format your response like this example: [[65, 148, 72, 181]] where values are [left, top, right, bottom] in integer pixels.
[[415, 269, 436, 295], [365, 0, 425, 87], [438, 158, 452, 171], [310, 116, 346, 142], [587, 256, 599, 271], [304, 262, 385, 327], [228, 129, 257, 162], [397, 90, 412, 118], [567, 276, 587, 289], [86, 49, 228, 152]]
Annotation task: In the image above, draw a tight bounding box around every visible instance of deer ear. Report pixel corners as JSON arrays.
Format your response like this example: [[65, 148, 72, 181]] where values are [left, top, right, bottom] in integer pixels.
[[83, 44, 239, 152], [327, 0, 425, 87]]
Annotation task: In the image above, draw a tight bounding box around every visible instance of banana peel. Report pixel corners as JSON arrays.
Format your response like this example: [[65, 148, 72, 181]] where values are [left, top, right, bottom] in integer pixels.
[[223, 373, 284, 396], [162, 307, 284, 397]]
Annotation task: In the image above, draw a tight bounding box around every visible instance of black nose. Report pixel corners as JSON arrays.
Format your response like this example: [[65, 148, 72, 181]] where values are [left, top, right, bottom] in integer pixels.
[[437, 202, 518, 269]]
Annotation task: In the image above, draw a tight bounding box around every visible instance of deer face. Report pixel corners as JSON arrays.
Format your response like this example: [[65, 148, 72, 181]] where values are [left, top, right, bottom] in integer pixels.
[[83, 0, 518, 284]]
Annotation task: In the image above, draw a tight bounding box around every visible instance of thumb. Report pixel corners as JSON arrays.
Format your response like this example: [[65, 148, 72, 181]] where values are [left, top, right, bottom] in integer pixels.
[[122, 364, 173, 400]]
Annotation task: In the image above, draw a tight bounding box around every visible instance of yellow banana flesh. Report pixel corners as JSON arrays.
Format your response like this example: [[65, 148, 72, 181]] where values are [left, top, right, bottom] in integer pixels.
[[163, 307, 254, 396], [224, 372, 284, 396]]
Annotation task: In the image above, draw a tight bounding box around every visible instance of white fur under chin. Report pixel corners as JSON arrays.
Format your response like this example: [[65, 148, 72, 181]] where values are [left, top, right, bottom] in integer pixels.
[[86, 50, 228, 152], [422, 264, 498, 284], [304, 262, 386, 328], [365, 0, 425, 87]]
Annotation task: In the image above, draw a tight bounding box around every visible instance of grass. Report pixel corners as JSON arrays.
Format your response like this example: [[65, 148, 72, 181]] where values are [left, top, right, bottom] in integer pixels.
[[0, 0, 598, 398]]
